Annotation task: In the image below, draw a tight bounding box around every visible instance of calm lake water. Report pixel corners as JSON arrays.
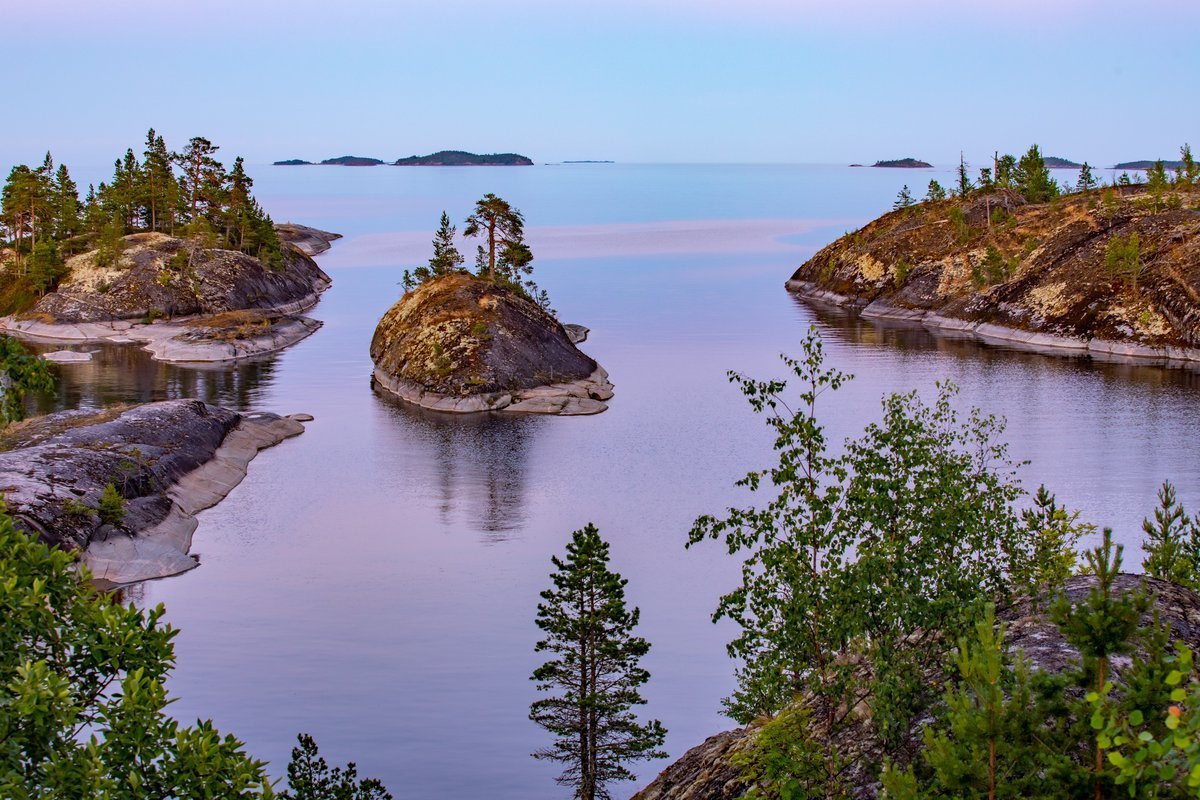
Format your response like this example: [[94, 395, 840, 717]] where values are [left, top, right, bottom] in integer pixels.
[[32, 163, 1200, 798]]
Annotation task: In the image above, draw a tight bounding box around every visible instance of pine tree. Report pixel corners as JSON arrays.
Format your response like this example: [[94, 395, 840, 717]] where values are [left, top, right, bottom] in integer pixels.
[[173, 136, 225, 221], [956, 152, 973, 197], [1075, 162, 1097, 193], [142, 129, 175, 233], [925, 180, 947, 202], [52, 164, 81, 249], [1050, 529, 1149, 800], [429, 211, 464, 276], [1015, 145, 1057, 203], [463, 193, 524, 283], [1145, 159, 1170, 212], [530, 524, 667, 800], [1141, 480, 1200, 589], [893, 184, 914, 210], [1179, 143, 1199, 189], [995, 155, 1017, 189], [883, 606, 1075, 800]]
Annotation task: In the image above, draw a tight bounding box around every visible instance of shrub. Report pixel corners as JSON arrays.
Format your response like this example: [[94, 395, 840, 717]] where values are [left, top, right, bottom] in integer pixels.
[[97, 481, 125, 526]]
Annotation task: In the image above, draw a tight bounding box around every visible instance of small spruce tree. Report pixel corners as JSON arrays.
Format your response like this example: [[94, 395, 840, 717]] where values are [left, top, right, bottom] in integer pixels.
[[925, 180, 947, 202], [1141, 480, 1200, 589], [893, 185, 914, 210], [1076, 162, 1097, 193], [530, 524, 667, 800]]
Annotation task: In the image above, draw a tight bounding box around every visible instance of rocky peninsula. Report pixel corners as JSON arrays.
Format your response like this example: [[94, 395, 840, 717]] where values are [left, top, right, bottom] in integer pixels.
[[635, 574, 1200, 800], [786, 187, 1200, 365], [0, 399, 309, 586], [0, 224, 338, 363], [370, 273, 613, 415]]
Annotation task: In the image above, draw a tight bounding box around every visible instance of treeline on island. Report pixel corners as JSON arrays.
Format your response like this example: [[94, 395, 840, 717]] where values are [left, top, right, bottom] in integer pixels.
[[0, 130, 283, 313]]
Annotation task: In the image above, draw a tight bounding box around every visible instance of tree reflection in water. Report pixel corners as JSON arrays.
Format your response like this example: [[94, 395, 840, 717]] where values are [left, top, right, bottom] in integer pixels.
[[372, 382, 542, 540]]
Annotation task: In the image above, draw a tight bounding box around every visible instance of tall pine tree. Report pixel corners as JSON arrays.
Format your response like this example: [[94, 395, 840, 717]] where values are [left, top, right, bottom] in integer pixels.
[[530, 524, 666, 800]]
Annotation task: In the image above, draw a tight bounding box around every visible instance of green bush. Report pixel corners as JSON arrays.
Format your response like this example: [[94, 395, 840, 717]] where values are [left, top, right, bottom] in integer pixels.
[[97, 481, 125, 525]]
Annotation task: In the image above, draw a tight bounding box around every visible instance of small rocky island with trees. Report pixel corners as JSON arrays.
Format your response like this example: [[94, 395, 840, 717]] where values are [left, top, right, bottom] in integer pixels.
[[1, 130, 339, 362], [371, 194, 613, 414], [789, 144, 1200, 364]]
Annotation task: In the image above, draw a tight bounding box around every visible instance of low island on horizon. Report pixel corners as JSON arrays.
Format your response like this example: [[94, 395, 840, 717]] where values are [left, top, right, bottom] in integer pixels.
[[274, 150, 533, 167]]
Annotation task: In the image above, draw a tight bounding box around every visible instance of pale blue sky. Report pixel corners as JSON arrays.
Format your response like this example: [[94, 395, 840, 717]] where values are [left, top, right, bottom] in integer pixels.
[[5, 0, 1198, 170]]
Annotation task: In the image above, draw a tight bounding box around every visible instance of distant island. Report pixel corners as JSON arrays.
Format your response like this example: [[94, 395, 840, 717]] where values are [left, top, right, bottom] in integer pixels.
[[321, 156, 385, 166], [1043, 156, 1082, 168], [872, 158, 933, 168], [273, 158, 312, 166], [393, 151, 533, 166], [1114, 159, 1186, 170]]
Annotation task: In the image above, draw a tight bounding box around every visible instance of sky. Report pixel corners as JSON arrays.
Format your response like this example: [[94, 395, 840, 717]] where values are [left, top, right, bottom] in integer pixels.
[[4, 0, 1198, 170]]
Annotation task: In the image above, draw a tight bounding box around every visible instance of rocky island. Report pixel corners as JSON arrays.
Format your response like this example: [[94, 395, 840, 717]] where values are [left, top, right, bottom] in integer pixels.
[[0, 399, 310, 586], [0, 223, 337, 362], [787, 153, 1200, 365], [0, 132, 340, 363], [371, 273, 612, 414], [872, 158, 933, 168], [393, 150, 534, 166]]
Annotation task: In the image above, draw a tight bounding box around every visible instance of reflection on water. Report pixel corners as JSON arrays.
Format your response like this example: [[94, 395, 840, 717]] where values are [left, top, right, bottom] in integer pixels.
[[372, 384, 540, 539], [25, 342, 279, 415], [798, 294, 1200, 393]]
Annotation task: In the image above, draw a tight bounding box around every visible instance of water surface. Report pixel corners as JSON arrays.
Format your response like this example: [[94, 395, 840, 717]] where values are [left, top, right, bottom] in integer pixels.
[[36, 164, 1200, 798]]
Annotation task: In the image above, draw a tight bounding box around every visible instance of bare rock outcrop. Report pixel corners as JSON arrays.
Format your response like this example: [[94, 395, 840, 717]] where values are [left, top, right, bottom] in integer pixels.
[[0, 400, 308, 585]]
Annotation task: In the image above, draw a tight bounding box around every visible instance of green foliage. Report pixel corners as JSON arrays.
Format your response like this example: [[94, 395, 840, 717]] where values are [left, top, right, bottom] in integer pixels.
[[893, 185, 914, 210], [1015, 145, 1059, 203], [974, 245, 1014, 287], [687, 326, 1043, 796], [94, 211, 125, 268], [1147, 159, 1172, 212], [1179, 143, 1199, 189], [882, 606, 1077, 800], [1011, 485, 1090, 596], [1076, 162, 1098, 193], [530, 524, 667, 800], [0, 513, 277, 797], [28, 241, 66, 296], [1091, 640, 1200, 797], [947, 206, 971, 243], [1052, 529, 1150, 797], [280, 734, 391, 800], [925, 180, 947, 202], [893, 258, 911, 285], [402, 211, 466, 291], [735, 703, 844, 800], [97, 481, 125, 526], [1100, 185, 1122, 223], [956, 153, 973, 198], [0, 336, 54, 426], [463, 193, 553, 313], [1143, 481, 1200, 590], [1105, 231, 1143, 289]]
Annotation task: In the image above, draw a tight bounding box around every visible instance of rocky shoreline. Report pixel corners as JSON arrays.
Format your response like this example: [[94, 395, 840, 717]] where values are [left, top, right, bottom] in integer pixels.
[[787, 279, 1200, 366], [0, 224, 338, 364], [786, 188, 1200, 369], [0, 400, 309, 587]]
